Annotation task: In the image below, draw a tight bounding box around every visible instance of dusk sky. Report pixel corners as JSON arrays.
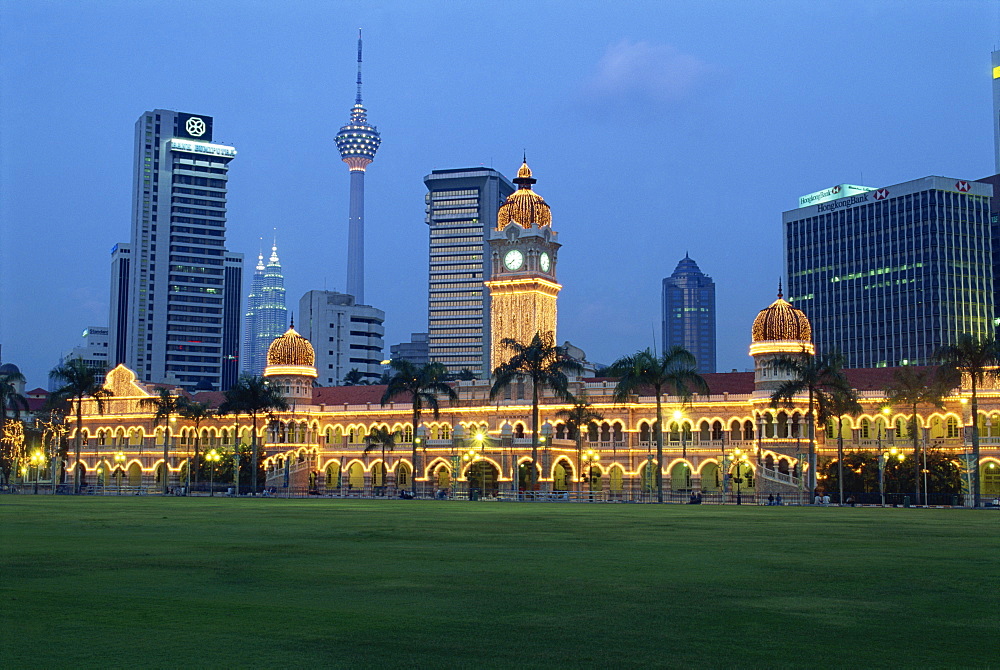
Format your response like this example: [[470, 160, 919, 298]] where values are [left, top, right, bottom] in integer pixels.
[[2, 0, 999, 388]]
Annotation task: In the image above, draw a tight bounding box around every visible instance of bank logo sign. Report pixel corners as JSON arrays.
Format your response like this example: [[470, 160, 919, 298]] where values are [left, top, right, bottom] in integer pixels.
[[176, 112, 213, 141], [798, 183, 875, 208], [956, 180, 971, 192]]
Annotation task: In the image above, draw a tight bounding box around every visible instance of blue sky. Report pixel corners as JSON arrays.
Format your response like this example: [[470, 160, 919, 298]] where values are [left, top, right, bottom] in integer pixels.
[[2, 0, 999, 388]]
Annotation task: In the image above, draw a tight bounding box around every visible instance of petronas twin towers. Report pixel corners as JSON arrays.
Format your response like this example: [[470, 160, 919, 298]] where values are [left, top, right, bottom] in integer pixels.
[[243, 243, 288, 376]]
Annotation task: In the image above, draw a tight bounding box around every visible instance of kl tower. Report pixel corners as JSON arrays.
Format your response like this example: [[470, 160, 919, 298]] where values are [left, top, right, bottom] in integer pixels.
[[334, 30, 381, 304]]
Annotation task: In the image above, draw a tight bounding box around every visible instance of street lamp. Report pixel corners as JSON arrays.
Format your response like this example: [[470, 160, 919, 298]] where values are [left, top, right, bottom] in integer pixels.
[[731, 447, 750, 505], [30, 449, 45, 494], [114, 451, 126, 495], [582, 448, 600, 495], [463, 447, 481, 500], [205, 449, 221, 496], [879, 446, 905, 506]]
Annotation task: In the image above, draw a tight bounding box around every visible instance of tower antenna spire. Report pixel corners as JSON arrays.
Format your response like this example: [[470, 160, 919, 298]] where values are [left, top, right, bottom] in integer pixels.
[[356, 29, 363, 105]]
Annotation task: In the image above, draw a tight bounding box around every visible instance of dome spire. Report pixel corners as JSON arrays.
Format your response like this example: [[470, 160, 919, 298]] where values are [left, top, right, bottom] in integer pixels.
[[777, 278, 783, 299], [514, 154, 536, 190], [355, 29, 363, 106]]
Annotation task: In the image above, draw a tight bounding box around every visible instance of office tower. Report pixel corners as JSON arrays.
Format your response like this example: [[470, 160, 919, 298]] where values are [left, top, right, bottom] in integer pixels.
[[298, 290, 385, 385], [424, 167, 515, 377], [662, 254, 716, 374], [334, 31, 380, 304], [485, 161, 561, 366], [108, 109, 242, 391], [784, 176, 994, 367], [389, 333, 430, 366], [243, 243, 288, 376], [49, 327, 110, 390], [993, 49, 999, 173]]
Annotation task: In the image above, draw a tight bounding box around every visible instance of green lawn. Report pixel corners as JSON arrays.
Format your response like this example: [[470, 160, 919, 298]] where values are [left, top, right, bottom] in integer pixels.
[[0, 498, 996, 668]]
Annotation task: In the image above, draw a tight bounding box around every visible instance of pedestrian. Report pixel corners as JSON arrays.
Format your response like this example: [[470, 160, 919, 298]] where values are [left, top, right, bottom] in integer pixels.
[[814, 493, 822, 505], [767, 493, 774, 506], [776, 493, 782, 506], [823, 494, 831, 506]]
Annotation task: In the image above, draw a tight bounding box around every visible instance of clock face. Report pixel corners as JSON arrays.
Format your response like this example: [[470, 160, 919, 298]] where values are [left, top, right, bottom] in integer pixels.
[[504, 249, 524, 271], [539, 252, 550, 272]]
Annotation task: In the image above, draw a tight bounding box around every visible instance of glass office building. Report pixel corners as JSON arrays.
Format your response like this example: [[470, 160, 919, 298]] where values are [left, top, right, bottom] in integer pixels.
[[784, 176, 994, 368], [662, 254, 716, 373]]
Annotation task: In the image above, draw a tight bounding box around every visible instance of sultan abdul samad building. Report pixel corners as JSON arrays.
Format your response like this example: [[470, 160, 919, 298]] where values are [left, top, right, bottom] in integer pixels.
[[65, 162, 1000, 501]]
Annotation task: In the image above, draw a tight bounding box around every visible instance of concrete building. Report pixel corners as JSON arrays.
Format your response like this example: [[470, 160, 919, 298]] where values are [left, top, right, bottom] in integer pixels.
[[992, 49, 999, 173], [49, 327, 110, 390], [662, 254, 716, 374], [334, 31, 380, 305], [298, 290, 385, 385], [389, 332, 430, 366], [243, 243, 288, 376], [784, 176, 994, 367], [108, 109, 243, 391], [424, 167, 514, 377]]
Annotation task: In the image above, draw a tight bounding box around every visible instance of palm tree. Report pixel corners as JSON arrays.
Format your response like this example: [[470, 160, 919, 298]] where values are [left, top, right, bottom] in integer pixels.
[[139, 388, 186, 495], [381, 360, 457, 496], [769, 350, 852, 496], [178, 399, 213, 492], [0, 368, 28, 421], [609, 347, 708, 503], [825, 387, 862, 505], [218, 374, 289, 495], [884, 365, 954, 505], [935, 334, 1000, 508], [363, 426, 400, 494], [50, 358, 113, 493], [490, 333, 583, 492], [555, 394, 604, 488], [342, 369, 367, 386]]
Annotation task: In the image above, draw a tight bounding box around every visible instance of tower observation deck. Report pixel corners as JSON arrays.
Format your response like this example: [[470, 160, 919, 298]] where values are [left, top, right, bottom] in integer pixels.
[[334, 30, 380, 304]]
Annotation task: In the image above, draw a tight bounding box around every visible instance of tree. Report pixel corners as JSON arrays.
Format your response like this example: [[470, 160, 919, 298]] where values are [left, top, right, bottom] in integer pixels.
[[609, 347, 708, 503], [491, 333, 583, 492], [342, 369, 367, 386], [218, 374, 288, 495], [50, 358, 112, 494], [363, 426, 400, 494], [382, 359, 456, 495], [0, 368, 29, 485], [770, 350, 852, 496], [178, 399, 213, 491], [139, 388, 187, 495], [456, 369, 477, 382], [0, 368, 28, 421], [825, 387, 862, 505], [883, 365, 954, 505], [555, 394, 604, 488], [935, 334, 1000, 508]]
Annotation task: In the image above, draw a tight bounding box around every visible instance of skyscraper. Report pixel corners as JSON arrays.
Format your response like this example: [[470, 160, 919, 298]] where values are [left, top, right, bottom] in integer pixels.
[[334, 31, 380, 304], [784, 176, 994, 368], [424, 167, 514, 377], [298, 290, 385, 385], [485, 161, 561, 367], [992, 49, 999, 173], [108, 109, 243, 391], [662, 254, 716, 374], [243, 243, 288, 376]]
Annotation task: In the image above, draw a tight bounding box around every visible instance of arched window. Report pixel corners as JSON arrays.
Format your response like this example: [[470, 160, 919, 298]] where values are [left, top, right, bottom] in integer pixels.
[[440, 424, 451, 440], [946, 417, 959, 439], [403, 425, 413, 443]]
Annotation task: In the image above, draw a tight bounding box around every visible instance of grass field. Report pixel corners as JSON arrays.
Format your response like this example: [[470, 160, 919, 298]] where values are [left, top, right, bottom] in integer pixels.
[[0, 498, 996, 668]]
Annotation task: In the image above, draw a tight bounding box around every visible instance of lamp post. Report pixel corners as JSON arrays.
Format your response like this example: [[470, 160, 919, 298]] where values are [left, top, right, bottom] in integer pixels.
[[30, 449, 44, 494], [879, 446, 905, 505], [205, 448, 220, 496], [731, 447, 750, 505], [463, 447, 481, 500], [114, 451, 126, 495], [582, 448, 600, 496]]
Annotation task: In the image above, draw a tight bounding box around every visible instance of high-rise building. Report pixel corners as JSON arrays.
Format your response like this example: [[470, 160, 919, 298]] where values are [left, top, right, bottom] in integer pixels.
[[243, 243, 288, 376], [485, 161, 561, 366], [662, 254, 716, 373], [298, 290, 385, 385], [784, 176, 994, 368], [424, 167, 514, 377], [334, 31, 380, 305], [389, 332, 430, 366], [992, 49, 999, 173], [49, 327, 110, 390], [108, 109, 243, 391]]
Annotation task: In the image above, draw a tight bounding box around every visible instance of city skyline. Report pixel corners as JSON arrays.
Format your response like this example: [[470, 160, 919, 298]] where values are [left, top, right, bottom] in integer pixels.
[[2, 2, 999, 387]]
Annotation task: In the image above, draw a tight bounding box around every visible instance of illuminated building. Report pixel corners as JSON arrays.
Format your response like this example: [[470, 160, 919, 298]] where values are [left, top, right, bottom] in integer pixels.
[[298, 290, 384, 385], [785, 176, 994, 368], [60, 288, 1000, 503], [424, 167, 514, 377], [992, 49, 999, 173], [244, 243, 288, 376], [108, 109, 243, 391], [662, 254, 716, 373], [334, 31, 380, 305], [484, 161, 560, 366]]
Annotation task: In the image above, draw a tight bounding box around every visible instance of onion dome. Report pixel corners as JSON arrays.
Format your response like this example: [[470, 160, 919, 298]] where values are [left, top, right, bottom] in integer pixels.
[[266, 326, 315, 367], [750, 284, 815, 356], [0, 362, 21, 375], [496, 161, 552, 229]]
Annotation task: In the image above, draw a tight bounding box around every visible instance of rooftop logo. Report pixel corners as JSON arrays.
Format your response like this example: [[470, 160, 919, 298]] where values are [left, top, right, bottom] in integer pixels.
[[798, 183, 875, 208], [873, 188, 890, 200], [816, 193, 871, 212], [956, 180, 971, 192], [176, 112, 213, 142], [185, 117, 206, 137]]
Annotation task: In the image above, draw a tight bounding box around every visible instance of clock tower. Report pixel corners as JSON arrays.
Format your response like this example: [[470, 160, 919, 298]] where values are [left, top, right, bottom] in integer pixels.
[[485, 160, 561, 367]]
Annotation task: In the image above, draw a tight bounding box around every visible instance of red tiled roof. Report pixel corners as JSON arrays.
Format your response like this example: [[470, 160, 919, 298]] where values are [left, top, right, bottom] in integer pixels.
[[312, 385, 393, 406], [843, 366, 942, 392], [582, 371, 756, 396], [190, 391, 226, 409], [26, 388, 48, 398]]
